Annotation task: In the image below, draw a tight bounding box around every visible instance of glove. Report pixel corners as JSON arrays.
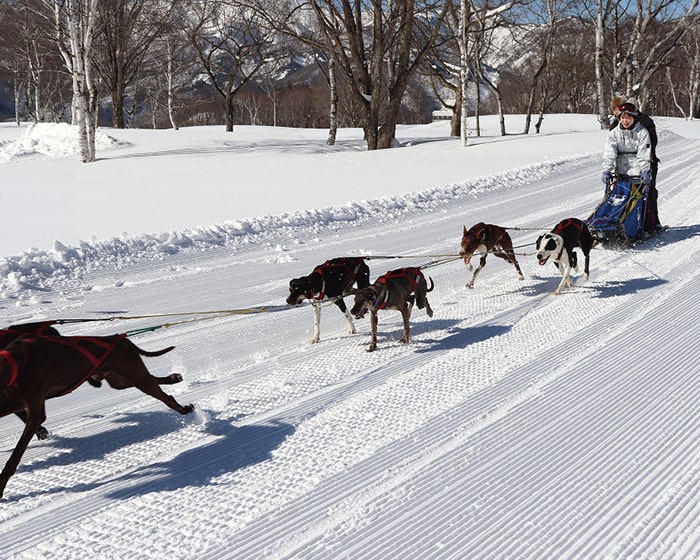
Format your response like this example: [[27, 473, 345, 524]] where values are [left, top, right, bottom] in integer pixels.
[[601, 171, 612, 185], [640, 170, 652, 185]]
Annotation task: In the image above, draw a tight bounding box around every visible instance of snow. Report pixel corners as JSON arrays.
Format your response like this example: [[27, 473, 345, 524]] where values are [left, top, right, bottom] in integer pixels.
[[0, 114, 699, 559]]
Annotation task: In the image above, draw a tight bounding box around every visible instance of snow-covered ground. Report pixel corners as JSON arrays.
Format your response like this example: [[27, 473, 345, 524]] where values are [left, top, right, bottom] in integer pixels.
[[0, 115, 698, 559]]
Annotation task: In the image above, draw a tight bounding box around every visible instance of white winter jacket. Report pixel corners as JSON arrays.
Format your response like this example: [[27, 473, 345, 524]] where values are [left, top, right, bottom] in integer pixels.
[[602, 121, 651, 177]]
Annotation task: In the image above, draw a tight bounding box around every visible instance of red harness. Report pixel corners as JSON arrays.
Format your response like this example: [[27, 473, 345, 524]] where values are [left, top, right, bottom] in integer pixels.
[[0, 321, 58, 347], [0, 334, 127, 395], [375, 267, 422, 309], [553, 218, 584, 236], [552, 219, 584, 261], [0, 321, 59, 389], [0, 350, 20, 388], [311, 257, 365, 301], [46, 335, 128, 395]]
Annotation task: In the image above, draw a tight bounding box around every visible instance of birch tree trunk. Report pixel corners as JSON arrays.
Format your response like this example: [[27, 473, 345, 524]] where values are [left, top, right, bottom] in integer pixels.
[[48, 0, 99, 162], [459, 0, 469, 147], [594, 0, 608, 129], [327, 57, 338, 146]]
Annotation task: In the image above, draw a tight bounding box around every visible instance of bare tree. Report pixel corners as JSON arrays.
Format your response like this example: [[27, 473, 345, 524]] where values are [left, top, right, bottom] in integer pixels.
[[473, 2, 518, 136], [581, 0, 699, 127], [666, 15, 700, 119], [520, 0, 573, 134], [301, 0, 450, 150], [32, 0, 100, 162], [91, 0, 177, 129], [0, 1, 69, 124], [187, 0, 276, 132], [613, 0, 698, 104]]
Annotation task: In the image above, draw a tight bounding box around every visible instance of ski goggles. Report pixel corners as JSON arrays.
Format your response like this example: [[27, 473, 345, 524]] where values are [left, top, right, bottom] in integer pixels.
[[616, 103, 638, 116]]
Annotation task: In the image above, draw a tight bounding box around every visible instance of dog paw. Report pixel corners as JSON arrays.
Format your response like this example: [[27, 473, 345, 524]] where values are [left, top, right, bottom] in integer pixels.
[[309, 338, 319, 344]]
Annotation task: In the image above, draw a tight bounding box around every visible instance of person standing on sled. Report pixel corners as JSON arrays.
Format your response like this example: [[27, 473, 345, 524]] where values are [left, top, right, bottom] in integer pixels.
[[601, 101, 658, 233], [607, 97, 661, 232]]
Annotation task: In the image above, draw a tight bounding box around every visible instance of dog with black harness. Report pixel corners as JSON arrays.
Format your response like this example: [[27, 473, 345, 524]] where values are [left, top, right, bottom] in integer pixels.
[[536, 218, 597, 295], [286, 257, 370, 343], [351, 267, 434, 352]]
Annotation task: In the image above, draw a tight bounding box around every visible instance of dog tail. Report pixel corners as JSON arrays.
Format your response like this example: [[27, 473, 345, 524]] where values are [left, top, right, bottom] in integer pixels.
[[136, 345, 175, 357], [426, 277, 434, 292]]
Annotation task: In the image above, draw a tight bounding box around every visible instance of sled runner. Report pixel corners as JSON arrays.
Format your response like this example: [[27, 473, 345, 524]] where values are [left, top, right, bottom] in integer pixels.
[[586, 174, 649, 247]]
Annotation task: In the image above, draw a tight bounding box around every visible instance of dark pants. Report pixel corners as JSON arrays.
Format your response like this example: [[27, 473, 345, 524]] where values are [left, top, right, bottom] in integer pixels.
[[645, 159, 660, 230]]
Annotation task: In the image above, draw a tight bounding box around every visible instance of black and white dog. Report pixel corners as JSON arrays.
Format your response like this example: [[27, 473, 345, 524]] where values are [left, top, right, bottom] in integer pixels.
[[286, 257, 370, 343], [536, 218, 597, 295]]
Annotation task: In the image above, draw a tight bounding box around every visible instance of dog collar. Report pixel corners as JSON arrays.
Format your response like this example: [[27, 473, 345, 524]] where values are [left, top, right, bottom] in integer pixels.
[[0, 350, 20, 388]]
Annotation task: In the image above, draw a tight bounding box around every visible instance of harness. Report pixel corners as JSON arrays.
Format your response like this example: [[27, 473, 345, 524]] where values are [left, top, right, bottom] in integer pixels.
[[0, 334, 127, 395], [311, 257, 364, 301], [0, 321, 59, 389], [374, 267, 421, 310], [47, 334, 128, 396], [552, 219, 584, 262], [0, 321, 58, 347], [0, 350, 20, 388]]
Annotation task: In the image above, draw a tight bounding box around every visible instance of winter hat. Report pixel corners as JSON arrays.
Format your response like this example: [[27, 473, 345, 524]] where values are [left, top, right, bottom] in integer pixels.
[[610, 96, 626, 110], [617, 102, 638, 116]]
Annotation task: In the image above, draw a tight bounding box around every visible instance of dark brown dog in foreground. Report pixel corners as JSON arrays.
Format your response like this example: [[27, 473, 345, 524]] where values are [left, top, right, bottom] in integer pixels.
[[1, 321, 64, 440], [460, 223, 524, 288], [351, 267, 434, 352], [0, 334, 194, 498]]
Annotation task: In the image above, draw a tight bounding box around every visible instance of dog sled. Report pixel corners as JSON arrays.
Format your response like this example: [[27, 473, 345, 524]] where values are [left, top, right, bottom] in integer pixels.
[[586, 173, 649, 247]]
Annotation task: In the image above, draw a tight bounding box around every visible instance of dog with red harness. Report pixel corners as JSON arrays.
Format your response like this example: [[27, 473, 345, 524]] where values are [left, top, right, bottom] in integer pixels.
[[1, 321, 62, 440], [351, 267, 434, 352], [460, 223, 524, 288], [286, 257, 370, 343], [536, 218, 597, 295], [0, 334, 194, 498]]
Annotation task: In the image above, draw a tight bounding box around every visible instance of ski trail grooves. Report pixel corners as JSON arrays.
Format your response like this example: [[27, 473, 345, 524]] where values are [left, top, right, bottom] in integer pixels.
[[223, 266, 700, 560]]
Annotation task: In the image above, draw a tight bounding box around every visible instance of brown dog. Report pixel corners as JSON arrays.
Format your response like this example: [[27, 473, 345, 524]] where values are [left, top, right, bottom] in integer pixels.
[[460, 223, 524, 288], [351, 267, 434, 352], [1, 322, 62, 440], [0, 334, 194, 498]]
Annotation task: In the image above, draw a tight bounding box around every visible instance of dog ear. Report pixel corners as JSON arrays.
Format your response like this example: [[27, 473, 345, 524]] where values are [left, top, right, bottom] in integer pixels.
[[536, 235, 543, 248], [463, 225, 468, 236]]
